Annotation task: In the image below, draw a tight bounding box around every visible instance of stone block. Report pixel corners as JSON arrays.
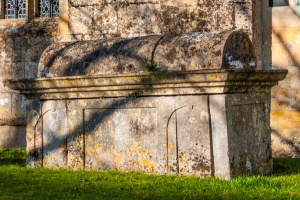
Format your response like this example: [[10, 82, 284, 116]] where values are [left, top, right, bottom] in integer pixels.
[[0, 93, 11, 119], [184, 6, 214, 33], [290, 100, 300, 110], [234, 1, 252, 32], [271, 110, 300, 130], [290, 84, 300, 102], [106, 0, 159, 3], [271, 42, 300, 66], [69, 6, 94, 35], [13, 37, 29, 62], [271, 84, 291, 101], [26, 99, 43, 167], [42, 100, 68, 168], [3, 37, 14, 62], [11, 93, 26, 122], [161, 0, 197, 7], [0, 125, 26, 148], [117, 4, 163, 37], [0, 38, 5, 63], [272, 27, 300, 44], [25, 62, 39, 79], [271, 99, 289, 110], [211, 93, 272, 179], [213, 1, 235, 31], [70, 0, 104, 6], [272, 128, 300, 158], [94, 5, 118, 35], [27, 37, 52, 62], [210, 95, 231, 179], [275, 66, 300, 84], [37, 30, 257, 78]]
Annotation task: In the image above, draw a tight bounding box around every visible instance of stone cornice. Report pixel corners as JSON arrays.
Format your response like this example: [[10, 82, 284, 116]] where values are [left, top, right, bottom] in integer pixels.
[[7, 69, 288, 100]]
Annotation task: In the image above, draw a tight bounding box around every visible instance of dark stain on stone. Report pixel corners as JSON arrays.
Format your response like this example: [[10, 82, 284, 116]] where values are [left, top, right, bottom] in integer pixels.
[[165, 48, 177, 64], [29, 149, 40, 160], [181, 64, 186, 71]]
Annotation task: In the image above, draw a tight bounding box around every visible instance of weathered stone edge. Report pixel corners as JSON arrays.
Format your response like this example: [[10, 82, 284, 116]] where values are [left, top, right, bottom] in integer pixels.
[[7, 69, 287, 99]]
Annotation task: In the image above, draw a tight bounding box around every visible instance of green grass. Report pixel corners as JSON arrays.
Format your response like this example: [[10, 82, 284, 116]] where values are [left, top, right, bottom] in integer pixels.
[[0, 148, 300, 200]]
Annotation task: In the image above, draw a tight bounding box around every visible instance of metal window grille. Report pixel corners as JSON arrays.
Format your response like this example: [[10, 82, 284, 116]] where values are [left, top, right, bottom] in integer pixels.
[[4, 0, 26, 19], [39, 0, 59, 17]]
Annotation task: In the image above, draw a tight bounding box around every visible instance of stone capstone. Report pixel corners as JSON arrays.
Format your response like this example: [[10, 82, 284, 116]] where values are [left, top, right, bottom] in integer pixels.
[[38, 30, 256, 77]]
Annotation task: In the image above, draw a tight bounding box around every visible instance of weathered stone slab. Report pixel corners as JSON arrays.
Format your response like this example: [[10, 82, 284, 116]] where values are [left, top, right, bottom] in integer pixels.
[[42, 100, 68, 168], [211, 93, 272, 179], [0, 126, 25, 148], [37, 30, 256, 77], [7, 70, 287, 100]]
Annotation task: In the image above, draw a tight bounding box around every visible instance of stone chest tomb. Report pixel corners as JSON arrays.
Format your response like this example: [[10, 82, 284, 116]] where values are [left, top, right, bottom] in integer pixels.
[[7, 30, 287, 179]]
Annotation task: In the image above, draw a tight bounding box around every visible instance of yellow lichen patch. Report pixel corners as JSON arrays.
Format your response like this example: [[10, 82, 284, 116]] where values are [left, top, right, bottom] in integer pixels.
[[76, 164, 83, 169], [80, 101, 87, 107], [113, 155, 122, 164], [190, 61, 196, 69], [71, 109, 77, 116], [87, 146, 95, 153], [138, 157, 157, 172], [94, 143, 103, 149], [130, 159, 135, 164], [70, 155, 75, 162], [206, 74, 221, 81], [167, 142, 174, 154]]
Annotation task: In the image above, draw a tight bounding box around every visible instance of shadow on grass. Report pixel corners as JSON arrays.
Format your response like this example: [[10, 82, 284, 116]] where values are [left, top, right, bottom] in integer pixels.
[[0, 148, 26, 167], [272, 158, 300, 175]]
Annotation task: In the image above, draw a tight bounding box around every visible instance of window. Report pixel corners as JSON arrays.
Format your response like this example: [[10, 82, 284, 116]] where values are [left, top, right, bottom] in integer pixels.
[[4, 0, 26, 19], [39, 0, 59, 17], [1, 0, 60, 19], [269, 0, 289, 7]]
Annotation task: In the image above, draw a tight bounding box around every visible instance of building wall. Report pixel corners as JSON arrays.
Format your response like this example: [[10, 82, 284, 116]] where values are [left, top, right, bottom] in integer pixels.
[[262, 0, 300, 157], [0, 0, 260, 148]]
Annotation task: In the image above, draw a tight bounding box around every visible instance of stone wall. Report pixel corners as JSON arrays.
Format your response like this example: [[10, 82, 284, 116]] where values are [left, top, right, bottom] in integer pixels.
[[0, 0, 261, 147], [262, 0, 300, 158]]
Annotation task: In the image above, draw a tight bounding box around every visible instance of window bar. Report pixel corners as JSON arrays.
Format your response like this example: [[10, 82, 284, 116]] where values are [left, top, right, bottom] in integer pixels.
[[5, 0, 17, 19], [39, 0, 59, 17], [17, 0, 26, 18], [52, 0, 59, 17], [40, 0, 50, 17]]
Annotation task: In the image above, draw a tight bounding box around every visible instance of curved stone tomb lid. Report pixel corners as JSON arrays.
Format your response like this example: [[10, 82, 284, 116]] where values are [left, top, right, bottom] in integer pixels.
[[38, 29, 256, 78]]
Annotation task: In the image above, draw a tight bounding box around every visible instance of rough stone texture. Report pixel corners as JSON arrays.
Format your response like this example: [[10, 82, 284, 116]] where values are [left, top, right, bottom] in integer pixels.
[[0, 126, 26, 148], [37, 30, 256, 77], [9, 69, 287, 178], [226, 93, 272, 177], [0, 0, 262, 147], [7, 70, 287, 99], [262, 0, 300, 158], [26, 99, 42, 167], [210, 93, 272, 179]]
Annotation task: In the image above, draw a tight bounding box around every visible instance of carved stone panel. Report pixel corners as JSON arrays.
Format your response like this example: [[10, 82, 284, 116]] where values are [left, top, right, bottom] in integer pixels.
[[84, 107, 158, 173]]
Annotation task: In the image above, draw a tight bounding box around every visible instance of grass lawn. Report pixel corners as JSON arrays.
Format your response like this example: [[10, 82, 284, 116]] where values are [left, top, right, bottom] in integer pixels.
[[0, 148, 300, 200]]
